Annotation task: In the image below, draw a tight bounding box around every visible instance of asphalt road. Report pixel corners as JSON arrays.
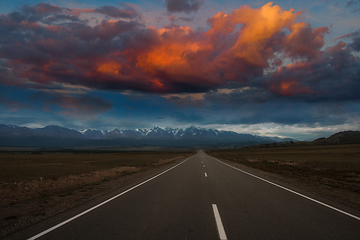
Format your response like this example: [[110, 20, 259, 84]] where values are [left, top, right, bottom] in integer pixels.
[[6, 150, 360, 240]]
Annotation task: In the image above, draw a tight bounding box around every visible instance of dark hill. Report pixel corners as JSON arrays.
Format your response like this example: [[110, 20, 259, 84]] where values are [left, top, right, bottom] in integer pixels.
[[312, 131, 360, 145]]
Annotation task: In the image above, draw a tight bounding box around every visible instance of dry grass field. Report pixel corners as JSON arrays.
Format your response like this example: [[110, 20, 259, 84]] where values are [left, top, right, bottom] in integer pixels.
[[0, 150, 193, 237], [0, 151, 194, 182], [207, 144, 360, 210]]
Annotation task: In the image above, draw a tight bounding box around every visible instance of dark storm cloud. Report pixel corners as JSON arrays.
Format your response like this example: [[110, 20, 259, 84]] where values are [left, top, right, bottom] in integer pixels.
[[340, 30, 360, 51], [94, 5, 139, 19], [349, 36, 360, 51], [4, 3, 139, 27], [0, 2, 359, 102], [165, 0, 204, 14], [203, 86, 273, 105], [7, 3, 80, 24], [261, 39, 360, 101]]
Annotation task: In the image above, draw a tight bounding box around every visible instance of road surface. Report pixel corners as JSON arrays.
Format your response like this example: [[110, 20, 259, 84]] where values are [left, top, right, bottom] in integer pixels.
[[6, 150, 360, 239]]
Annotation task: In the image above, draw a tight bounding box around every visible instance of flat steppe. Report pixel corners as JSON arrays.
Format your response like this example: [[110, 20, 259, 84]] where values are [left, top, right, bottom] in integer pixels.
[[0, 150, 194, 238]]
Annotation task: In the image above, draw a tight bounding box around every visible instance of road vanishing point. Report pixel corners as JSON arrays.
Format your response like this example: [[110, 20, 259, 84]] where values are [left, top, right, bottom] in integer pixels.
[[6, 150, 360, 240]]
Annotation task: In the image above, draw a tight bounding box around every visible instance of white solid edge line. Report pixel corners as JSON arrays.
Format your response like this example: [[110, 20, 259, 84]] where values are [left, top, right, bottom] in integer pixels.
[[212, 204, 228, 240], [27, 155, 195, 240], [209, 155, 360, 221]]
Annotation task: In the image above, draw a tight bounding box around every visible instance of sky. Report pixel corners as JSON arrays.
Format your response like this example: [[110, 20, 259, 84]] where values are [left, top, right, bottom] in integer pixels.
[[0, 0, 359, 140]]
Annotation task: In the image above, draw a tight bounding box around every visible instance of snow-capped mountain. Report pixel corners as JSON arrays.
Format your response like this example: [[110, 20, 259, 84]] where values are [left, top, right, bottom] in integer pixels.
[[77, 126, 257, 140], [77, 126, 262, 141], [80, 129, 105, 139], [0, 124, 295, 148]]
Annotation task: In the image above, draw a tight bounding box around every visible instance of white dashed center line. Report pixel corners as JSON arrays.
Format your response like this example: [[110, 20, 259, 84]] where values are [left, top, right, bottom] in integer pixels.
[[212, 204, 227, 240], [205, 172, 207, 177]]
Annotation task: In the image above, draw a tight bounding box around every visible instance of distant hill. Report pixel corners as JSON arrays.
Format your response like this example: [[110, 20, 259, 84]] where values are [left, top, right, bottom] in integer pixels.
[[0, 124, 294, 149], [312, 131, 360, 145], [243, 130, 360, 149]]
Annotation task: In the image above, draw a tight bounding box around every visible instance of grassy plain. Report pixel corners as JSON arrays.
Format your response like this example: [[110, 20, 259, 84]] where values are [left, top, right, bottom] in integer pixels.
[[0, 151, 193, 182], [207, 144, 360, 209]]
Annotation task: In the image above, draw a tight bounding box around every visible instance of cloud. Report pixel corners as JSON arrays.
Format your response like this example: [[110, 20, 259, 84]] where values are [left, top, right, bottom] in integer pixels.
[[336, 30, 360, 51], [4, 3, 139, 26], [346, 0, 360, 7], [167, 15, 194, 26], [284, 24, 329, 59], [0, 2, 359, 103], [93, 5, 139, 19], [163, 92, 205, 106], [0, 96, 24, 111], [263, 40, 360, 100], [203, 87, 273, 105], [55, 95, 113, 121], [29, 93, 113, 121], [165, 0, 204, 14]]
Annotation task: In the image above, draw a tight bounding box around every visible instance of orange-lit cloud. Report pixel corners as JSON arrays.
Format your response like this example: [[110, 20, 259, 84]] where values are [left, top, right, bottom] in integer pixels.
[[1, 1, 354, 98], [266, 61, 315, 96], [128, 26, 217, 86], [97, 62, 122, 75], [122, 2, 316, 87], [269, 80, 312, 96], [150, 79, 164, 88], [207, 3, 300, 67]]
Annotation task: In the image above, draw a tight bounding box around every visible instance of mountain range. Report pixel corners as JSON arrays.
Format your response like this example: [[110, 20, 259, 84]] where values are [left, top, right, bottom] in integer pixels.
[[0, 124, 294, 149]]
